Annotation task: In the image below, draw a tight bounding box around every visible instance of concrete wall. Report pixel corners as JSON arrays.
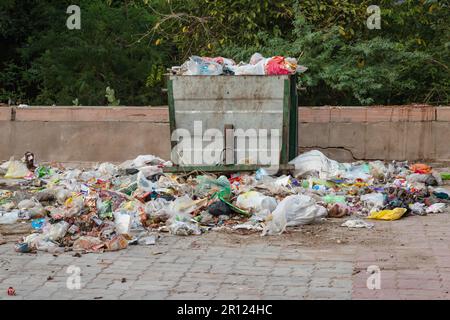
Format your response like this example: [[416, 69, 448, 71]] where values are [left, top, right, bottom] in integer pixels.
[[0, 107, 171, 163], [298, 105, 450, 162], [1, 105, 449, 163]]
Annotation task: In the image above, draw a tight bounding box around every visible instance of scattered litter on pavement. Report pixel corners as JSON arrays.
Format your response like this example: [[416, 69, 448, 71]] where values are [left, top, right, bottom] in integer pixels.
[[0, 150, 449, 253], [426, 203, 447, 214], [409, 202, 426, 215], [7, 287, 16, 296], [341, 219, 374, 229]]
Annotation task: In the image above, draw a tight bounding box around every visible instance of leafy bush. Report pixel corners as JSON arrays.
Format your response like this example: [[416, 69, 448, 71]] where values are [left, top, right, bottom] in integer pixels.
[[1, 0, 170, 105], [0, 0, 448, 106], [220, 1, 449, 105]]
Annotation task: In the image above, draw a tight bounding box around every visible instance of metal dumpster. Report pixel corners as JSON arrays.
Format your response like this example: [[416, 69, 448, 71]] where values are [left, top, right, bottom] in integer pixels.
[[165, 75, 298, 173]]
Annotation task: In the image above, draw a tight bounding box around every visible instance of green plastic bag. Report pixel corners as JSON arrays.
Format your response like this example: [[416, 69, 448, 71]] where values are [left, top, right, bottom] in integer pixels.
[[322, 195, 346, 204], [441, 173, 450, 181], [35, 166, 51, 178], [195, 175, 231, 201]]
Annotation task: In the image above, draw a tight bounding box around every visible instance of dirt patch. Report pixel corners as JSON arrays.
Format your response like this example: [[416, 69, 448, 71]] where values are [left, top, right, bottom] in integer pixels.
[[189, 217, 391, 249], [0, 222, 32, 244]]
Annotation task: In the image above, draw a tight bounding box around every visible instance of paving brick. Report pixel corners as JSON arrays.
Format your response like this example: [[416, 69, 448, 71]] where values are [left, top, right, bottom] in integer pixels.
[[2, 213, 450, 299]]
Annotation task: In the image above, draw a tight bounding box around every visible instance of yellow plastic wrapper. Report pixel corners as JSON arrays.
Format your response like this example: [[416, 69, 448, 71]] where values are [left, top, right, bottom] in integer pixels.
[[367, 208, 407, 221]]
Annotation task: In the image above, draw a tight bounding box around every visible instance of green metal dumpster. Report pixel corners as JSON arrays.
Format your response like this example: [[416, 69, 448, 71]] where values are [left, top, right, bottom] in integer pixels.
[[165, 75, 298, 173]]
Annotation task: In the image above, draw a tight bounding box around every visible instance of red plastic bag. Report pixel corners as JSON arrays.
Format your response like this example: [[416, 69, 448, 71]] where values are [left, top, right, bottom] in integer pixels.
[[410, 163, 432, 174], [265, 56, 291, 75]]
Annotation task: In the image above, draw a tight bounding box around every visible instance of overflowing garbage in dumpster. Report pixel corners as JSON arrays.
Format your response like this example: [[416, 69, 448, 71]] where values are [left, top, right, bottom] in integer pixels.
[[1, 150, 449, 254], [170, 53, 308, 76]]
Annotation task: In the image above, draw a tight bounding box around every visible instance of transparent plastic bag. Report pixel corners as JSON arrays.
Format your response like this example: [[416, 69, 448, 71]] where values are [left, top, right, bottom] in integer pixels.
[[360, 193, 385, 211], [4, 160, 30, 179], [145, 198, 173, 222], [137, 170, 157, 192], [0, 210, 19, 224], [64, 195, 84, 217], [232, 59, 266, 75], [184, 56, 223, 75], [195, 175, 231, 200], [236, 191, 277, 216], [43, 221, 69, 241], [172, 195, 200, 215], [168, 220, 201, 236]]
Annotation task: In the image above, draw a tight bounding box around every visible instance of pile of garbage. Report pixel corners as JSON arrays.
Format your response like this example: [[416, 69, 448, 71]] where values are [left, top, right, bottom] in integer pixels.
[[1, 150, 449, 254], [170, 53, 308, 76]]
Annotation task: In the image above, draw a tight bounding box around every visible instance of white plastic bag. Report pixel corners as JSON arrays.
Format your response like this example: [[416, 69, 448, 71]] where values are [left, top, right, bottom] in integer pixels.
[[289, 150, 343, 179], [126, 154, 167, 169], [409, 202, 426, 215], [0, 210, 19, 224], [139, 165, 163, 178], [97, 162, 118, 178], [62, 169, 82, 180], [426, 203, 446, 213], [341, 219, 374, 229], [35, 240, 64, 253], [114, 211, 131, 235], [360, 193, 385, 211], [232, 59, 267, 75], [0, 161, 10, 175], [342, 164, 371, 181], [250, 52, 264, 65], [137, 170, 157, 192], [236, 191, 277, 217], [369, 161, 387, 179], [262, 195, 327, 235]]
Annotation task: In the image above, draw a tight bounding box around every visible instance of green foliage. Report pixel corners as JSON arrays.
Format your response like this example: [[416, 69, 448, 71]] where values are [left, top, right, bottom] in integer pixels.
[[221, 1, 450, 105], [146, 64, 166, 88], [1, 0, 170, 105], [0, 0, 449, 106], [149, 0, 294, 60]]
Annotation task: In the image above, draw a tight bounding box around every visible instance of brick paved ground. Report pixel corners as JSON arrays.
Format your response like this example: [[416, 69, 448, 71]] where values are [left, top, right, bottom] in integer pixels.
[[1, 212, 449, 300]]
